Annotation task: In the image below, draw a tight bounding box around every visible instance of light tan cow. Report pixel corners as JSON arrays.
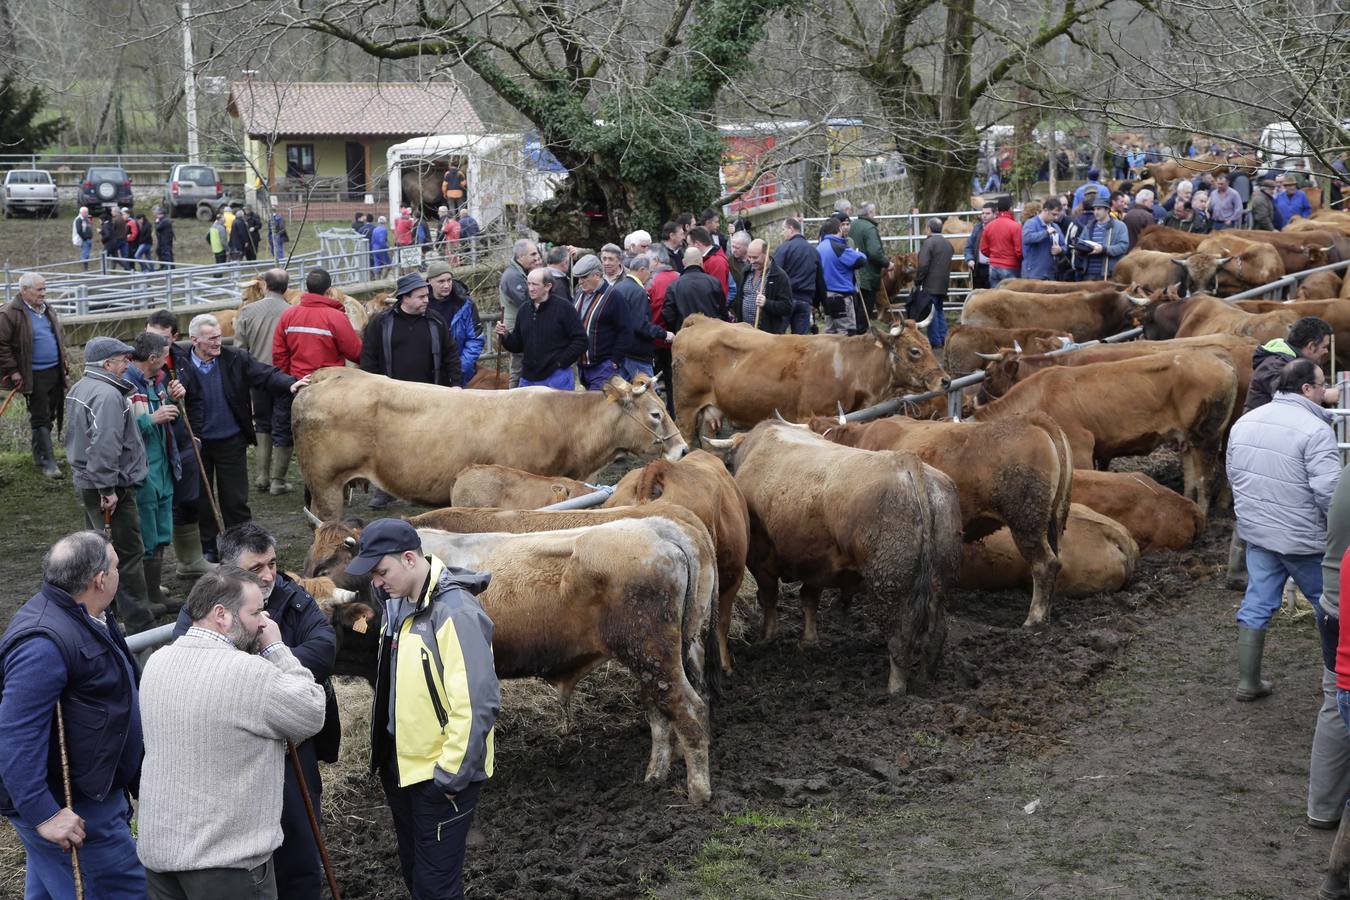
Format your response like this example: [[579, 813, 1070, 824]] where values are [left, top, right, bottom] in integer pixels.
[[450, 464, 592, 509], [959, 504, 1138, 597], [293, 369, 686, 520], [1070, 470, 1205, 553]]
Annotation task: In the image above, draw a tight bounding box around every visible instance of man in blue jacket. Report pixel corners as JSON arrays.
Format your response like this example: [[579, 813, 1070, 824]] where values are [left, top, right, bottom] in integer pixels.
[[1274, 175, 1313, 229], [0, 531, 146, 898], [1021, 198, 1066, 281], [772, 217, 825, 334], [169, 522, 338, 899], [1227, 359, 1341, 702], [816, 217, 867, 334], [427, 262, 483, 386]]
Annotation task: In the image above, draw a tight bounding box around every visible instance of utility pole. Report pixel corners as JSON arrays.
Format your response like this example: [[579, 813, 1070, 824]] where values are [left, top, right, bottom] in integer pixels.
[[182, 0, 200, 163]]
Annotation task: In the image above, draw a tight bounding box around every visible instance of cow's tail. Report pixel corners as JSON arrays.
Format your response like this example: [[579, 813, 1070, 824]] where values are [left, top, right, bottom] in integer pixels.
[[1040, 415, 1074, 556], [652, 516, 720, 704]]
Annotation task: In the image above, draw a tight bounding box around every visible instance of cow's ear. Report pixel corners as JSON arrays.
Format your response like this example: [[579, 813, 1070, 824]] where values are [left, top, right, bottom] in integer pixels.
[[602, 376, 630, 404]]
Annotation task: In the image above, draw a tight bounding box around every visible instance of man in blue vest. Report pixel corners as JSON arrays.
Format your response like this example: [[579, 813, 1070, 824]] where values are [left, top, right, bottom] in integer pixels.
[[0, 531, 147, 898]]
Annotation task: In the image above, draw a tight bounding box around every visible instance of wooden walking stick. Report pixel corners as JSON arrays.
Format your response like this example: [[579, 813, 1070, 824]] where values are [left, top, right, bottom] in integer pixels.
[[287, 741, 342, 900], [752, 236, 772, 330], [164, 353, 226, 535], [55, 701, 85, 900], [0, 383, 19, 419]]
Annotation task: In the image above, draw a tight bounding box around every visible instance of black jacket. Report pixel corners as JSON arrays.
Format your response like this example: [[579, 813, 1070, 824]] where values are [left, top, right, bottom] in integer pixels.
[[360, 305, 459, 387], [730, 262, 794, 334], [772, 234, 826, 307], [173, 344, 295, 445], [1243, 341, 1297, 414], [173, 573, 340, 762], [154, 217, 174, 252], [663, 266, 727, 333], [500, 295, 588, 381], [611, 276, 666, 361]]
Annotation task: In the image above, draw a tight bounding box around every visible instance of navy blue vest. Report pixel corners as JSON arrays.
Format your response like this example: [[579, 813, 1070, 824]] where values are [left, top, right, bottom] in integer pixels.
[[0, 584, 142, 815]]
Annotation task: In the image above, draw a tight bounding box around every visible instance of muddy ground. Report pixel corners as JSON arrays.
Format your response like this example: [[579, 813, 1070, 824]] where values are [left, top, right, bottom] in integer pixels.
[[0, 433, 1333, 899]]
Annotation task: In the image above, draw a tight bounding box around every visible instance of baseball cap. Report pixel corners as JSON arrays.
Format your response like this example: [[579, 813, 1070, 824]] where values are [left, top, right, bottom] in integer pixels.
[[84, 336, 135, 363], [344, 518, 422, 576]]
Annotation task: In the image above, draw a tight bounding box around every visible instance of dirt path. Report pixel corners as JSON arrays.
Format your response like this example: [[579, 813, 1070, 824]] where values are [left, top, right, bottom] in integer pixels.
[[0, 447, 1335, 899]]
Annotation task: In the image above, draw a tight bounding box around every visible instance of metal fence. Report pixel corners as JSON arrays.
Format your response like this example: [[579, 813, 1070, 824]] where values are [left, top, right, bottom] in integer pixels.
[[5, 229, 513, 315], [1225, 258, 1350, 302]]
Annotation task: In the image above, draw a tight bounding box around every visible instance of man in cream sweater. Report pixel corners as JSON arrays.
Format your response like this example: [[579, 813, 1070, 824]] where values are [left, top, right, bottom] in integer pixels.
[[136, 567, 326, 899]]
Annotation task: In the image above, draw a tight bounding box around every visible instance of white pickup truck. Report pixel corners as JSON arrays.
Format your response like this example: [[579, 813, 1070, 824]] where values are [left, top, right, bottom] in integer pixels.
[[2, 169, 59, 218]]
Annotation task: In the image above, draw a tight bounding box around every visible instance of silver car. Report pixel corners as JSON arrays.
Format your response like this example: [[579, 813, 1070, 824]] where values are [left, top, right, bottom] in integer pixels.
[[2, 169, 59, 218], [163, 164, 222, 217]]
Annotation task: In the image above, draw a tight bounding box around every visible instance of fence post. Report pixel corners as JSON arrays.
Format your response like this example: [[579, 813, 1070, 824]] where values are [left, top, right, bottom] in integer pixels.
[[1340, 372, 1350, 468]]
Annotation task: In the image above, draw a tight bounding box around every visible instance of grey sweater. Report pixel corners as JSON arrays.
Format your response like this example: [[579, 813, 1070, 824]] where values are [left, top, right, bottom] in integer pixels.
[[136, 630, 326, 873], [63, 365, 148, 494]]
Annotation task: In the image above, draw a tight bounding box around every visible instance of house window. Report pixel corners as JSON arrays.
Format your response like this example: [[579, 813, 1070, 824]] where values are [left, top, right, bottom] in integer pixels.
[[285, 144, 315, 178]]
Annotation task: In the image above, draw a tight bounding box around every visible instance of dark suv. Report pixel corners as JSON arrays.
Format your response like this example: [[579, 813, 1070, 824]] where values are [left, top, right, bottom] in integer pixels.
[[80, 166, 134, 211]]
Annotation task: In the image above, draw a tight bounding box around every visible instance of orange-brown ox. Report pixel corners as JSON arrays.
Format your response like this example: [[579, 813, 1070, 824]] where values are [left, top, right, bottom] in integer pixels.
[[1144, 154, 1231, 195], [996, 279, 1121, 294], [1133, 291, 1301, 343], [1195, 235, 1286, 295], [879, 253, 919, 303], [449, 464, 593, 509], [707, 422, 963, 695], [1297, 270, 1344, 300], [1070, 469, 1205, 553], [670, 313, 946, 445], [943, 325, 1072, 375], [959, 287, 1145, 342], [975, 333, 1256, 421], [1113, 249, 1226, 295], [806, 413, 1073, 626], [960, 504, 1138, 598], [305, 513, 717, 803], [1135, 224, 1206, 254], [293, 369, 686, 520], [1230, 297, 1350, 371], [605, 450, 751, 676], [972, 351, 1238, 509], [1218, 229, 1338, 272]]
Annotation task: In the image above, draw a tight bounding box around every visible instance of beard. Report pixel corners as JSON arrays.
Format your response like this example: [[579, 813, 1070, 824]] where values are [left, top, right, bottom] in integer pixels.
[[228, 616, 262, 654]]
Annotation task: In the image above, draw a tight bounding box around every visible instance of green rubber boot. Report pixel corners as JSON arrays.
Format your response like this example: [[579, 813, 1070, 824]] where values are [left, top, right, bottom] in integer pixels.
[[1236, 624, 1274, 702]]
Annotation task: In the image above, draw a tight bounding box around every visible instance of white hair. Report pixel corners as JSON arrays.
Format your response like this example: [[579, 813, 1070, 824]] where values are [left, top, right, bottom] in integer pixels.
[[17, 272, 44, 291], [624, 230, 652, 252], [188, 314, 220, 337], [730, 230, 751, 248], [1135, 188, 1155, 204], [833, 198, 853, 215]]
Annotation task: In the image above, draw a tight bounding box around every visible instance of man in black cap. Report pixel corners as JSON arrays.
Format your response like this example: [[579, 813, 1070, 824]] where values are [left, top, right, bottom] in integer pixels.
[[63, 336, 158, 631], [344, 518, 498, 900]]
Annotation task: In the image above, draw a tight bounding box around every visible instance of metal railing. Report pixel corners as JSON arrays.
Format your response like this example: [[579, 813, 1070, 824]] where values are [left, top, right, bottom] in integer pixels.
[[5, 229, 512, 315], [1225, 258, 1350, 301]]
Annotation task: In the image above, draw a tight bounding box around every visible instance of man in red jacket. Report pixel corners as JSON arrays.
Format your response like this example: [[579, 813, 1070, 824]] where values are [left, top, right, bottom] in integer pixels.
[[270, 268, 361, 495], [688, 226, 729, 299], [978, 195, 1023, 289]]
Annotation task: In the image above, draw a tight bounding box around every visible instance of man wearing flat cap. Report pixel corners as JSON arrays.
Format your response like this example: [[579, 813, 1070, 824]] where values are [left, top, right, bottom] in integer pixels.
[[426, 260, 483, 386], [63, 336, 157, 632], [1251, 177, 1279, 231], [1076, 198, 1129, 281], [346, 518, 499, 900], [571, 254, 628, 390]]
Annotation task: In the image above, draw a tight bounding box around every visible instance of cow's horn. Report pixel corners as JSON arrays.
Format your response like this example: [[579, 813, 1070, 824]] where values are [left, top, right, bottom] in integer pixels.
[[837, 401, 847, 425], [704, 436, 737, 449], [1215, 257, 1231, 266], [1129, 295, 1151, 306], [889, 324, 902, 337], [1012, 339, 1022, 353], [632, 379, 648, 396], [1323, 245, 1335, 253], [915, 308, 934, 329], [1170, 258, 1188, 267], [974, 350, 1001, 360], [772, 409, 807, 428], [302, 506, 323, 528], [1058, 336, 1073, 346]]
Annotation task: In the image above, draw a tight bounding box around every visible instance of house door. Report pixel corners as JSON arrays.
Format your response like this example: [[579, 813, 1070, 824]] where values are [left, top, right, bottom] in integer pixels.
[[345, 142, 367, 199]]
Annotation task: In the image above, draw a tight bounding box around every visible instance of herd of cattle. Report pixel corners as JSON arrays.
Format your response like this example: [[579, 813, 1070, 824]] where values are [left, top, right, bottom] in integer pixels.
[[280, 207, 1350, 804]]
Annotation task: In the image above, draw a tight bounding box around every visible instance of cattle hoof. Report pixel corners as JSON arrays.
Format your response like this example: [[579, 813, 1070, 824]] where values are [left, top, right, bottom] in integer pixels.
[[798, 634, 819, 648]]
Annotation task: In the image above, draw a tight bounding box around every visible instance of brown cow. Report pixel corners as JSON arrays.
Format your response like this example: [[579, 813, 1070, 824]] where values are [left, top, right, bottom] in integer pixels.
[[1145, 155, 1230, 195], [973, 350, 1238, 509], [959, 287, 1145, 342], [708, 422, 963, 694], [943, 324, 1072, 375], [960, 504, 1138, 597], [293, 369, 686, 520], [464, 364, 509, 389], [1136, 224, 1206, 254], [670, 313, 947, 444], [879, 253, 919, 302], [995, 279, 1121, 294], [976, 333, 1256, 421], [807, 413, 1073, 626], [311, 515, 717, 803], [1297, 271, 1344, 300], [1133, 292, 1300, 343], [1195, 235, 1285, 295], [1218, 229, 1337, 272], [1114, 249, 1224, 295], [449, 464, 593, 509], [605, 450, 751, 675], [1229, 297, 1350, 371], [1070, 469, 1205, 553]]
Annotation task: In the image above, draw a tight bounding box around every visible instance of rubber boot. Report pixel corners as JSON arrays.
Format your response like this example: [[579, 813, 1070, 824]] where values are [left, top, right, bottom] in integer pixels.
[[37, 427, 61, 478], [1320, 814, 1350, 900], [269, 443, 294, 495], [1236, 624, 1274, 701], [1308, 663, 1350, 827], [29, 429, 42, 470], [1226, 530, 1247, 591], [172, 522, 215, 579], [254, 433, 274, 491]]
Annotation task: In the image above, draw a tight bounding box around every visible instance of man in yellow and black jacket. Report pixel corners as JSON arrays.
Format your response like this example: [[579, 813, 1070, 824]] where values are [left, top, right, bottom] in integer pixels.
[[345, 518, 499, 900]]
